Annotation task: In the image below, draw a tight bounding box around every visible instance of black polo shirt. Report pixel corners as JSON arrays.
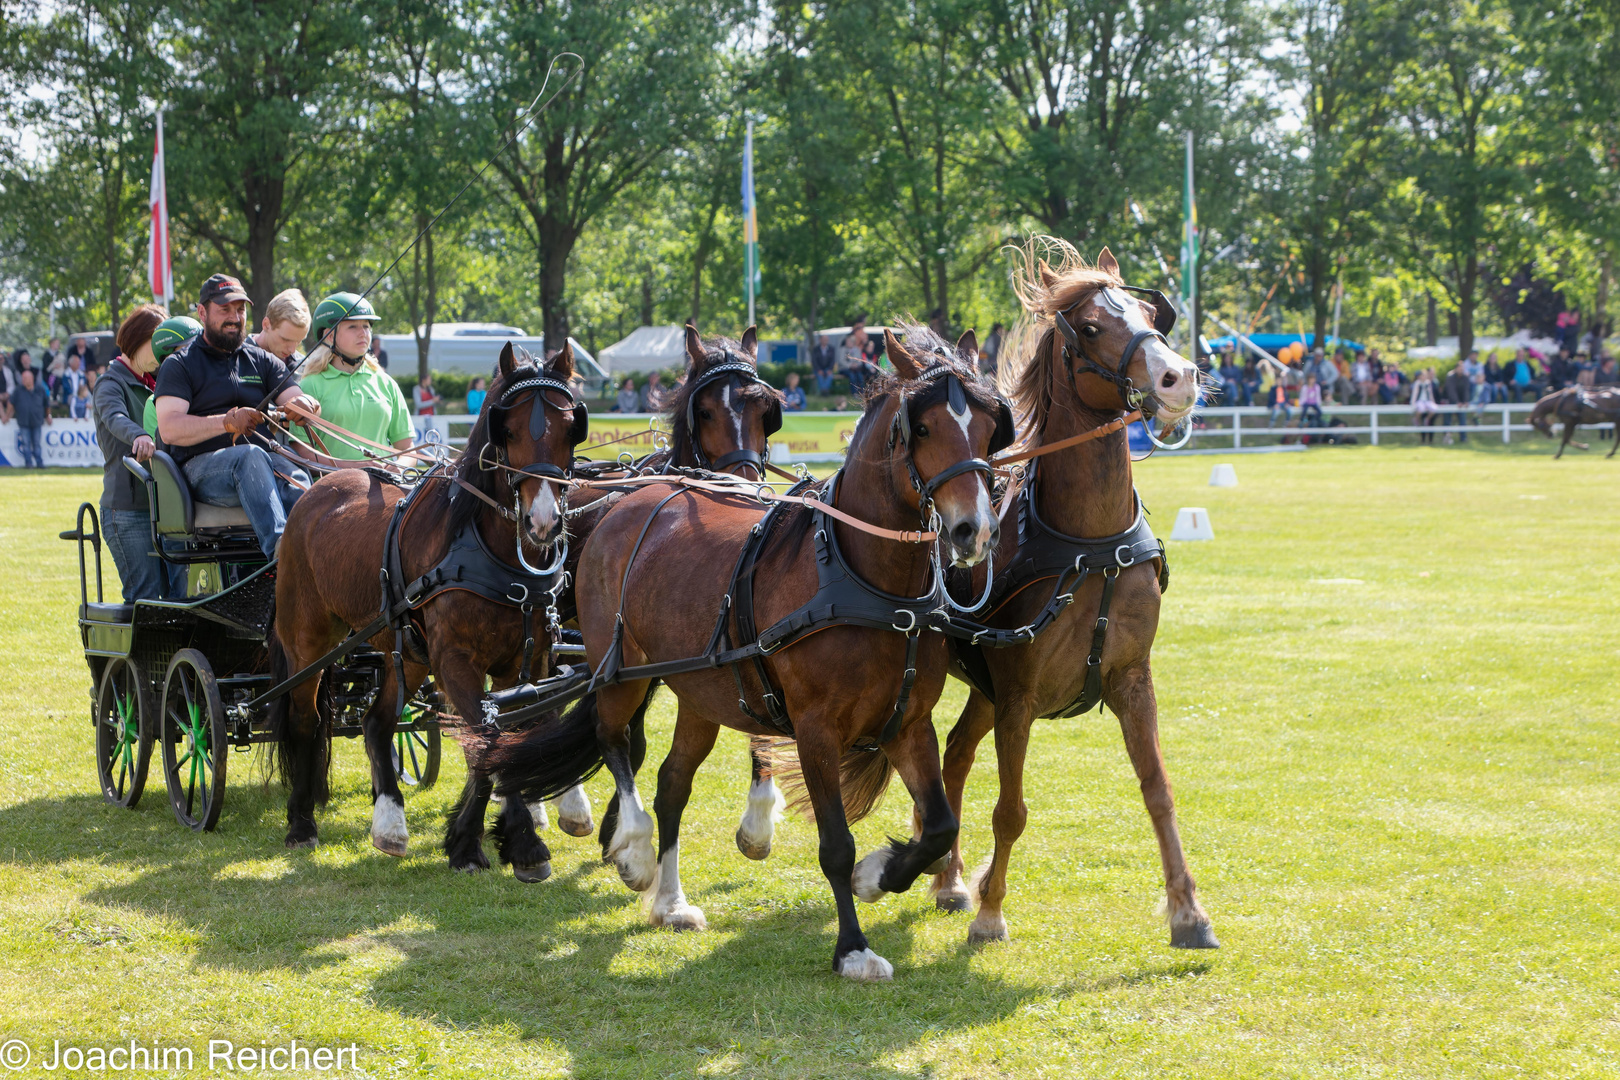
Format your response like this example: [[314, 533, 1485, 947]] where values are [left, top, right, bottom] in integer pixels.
[[153, 335, 297, 465]]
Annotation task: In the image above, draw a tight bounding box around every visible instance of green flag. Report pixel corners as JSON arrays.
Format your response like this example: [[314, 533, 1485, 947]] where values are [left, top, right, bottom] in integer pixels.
[[1180, 132, 1197, 320]]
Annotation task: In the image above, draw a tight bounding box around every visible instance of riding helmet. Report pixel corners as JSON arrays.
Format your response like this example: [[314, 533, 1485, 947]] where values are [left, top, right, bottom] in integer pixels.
[[150, 316, 203, 361], [311, 292, 381, 340]]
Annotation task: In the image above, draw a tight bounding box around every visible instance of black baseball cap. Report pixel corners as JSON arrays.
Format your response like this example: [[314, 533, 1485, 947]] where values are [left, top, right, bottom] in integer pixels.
[[199, 274, 250, 306]]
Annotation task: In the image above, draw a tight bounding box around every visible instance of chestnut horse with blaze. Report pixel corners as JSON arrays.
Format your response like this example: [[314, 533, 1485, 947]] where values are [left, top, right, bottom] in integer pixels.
[[928, 238, 1219, 949], [487, 328, 1010, 980]]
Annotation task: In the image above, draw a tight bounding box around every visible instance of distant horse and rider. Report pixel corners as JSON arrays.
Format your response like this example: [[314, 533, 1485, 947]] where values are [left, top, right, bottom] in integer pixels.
[[1529, 385, 1620, 459]]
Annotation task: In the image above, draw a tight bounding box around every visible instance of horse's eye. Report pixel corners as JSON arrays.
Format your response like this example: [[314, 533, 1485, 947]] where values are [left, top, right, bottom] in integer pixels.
[[914, 423, 929, 438], [698, 408, 713, 422], [1082, 324, 1101, 337]]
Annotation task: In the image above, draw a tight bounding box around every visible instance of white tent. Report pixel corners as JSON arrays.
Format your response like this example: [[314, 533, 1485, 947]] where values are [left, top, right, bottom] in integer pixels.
[[598, 325, 688, 374]]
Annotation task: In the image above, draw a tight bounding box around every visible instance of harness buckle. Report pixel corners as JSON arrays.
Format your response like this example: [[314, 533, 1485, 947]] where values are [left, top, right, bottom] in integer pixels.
[[1103, 564, 1120, 579], [892, 609, 918, 633], [506, 582, 530, 604], [1114, 544, 1136, 568]]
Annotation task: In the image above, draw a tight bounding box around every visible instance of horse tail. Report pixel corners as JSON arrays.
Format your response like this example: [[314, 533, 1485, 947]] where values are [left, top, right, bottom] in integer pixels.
[[484, 692, 606, 803], [760, 741, 896, 825], [269, 630, 293, 787]]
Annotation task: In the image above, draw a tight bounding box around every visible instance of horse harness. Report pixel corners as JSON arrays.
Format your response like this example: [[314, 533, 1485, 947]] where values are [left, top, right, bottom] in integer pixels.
[[681, 356, 783, 475], [1053, 284, 1178, 413], [943, 461, 1168, 720]]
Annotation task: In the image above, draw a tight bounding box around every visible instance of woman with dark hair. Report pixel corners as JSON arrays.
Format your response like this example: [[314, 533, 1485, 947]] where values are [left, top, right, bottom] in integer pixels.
[[94, 304, 173, 601]]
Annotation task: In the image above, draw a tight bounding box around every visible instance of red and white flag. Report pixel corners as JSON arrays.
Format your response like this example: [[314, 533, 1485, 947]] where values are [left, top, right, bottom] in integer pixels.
[[148, 109, 172, 305]]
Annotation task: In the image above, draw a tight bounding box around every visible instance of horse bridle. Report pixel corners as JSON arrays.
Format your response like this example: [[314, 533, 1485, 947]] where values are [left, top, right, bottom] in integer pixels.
[[1053, 285, 1177, 415], [683, 355, 781, 476], [484, 367, 586, 576], [885, 358, 1004, 517]]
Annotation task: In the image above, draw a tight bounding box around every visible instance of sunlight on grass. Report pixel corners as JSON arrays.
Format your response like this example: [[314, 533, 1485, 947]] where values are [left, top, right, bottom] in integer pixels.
[[1, 446, 1617, 1077]]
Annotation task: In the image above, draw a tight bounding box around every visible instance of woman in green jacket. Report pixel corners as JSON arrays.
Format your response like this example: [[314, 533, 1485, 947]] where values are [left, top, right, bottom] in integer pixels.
[[290, 292, 416, 466]]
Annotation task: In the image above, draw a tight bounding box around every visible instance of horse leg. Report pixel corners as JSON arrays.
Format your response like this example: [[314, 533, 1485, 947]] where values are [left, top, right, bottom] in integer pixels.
[[491, 774, 554, 883], [362, 659, 427, 857], [597, 680, 659, 891], [967, 694, 1036, 944], [931, 690, 996, 912], [437, 652, 502, 873], [550, 784, 594, 837], [852, 716, 957, 903], [735, 736, 784, 860], [645, 702, 720, 929], [1108, 660, 1219, 949], [796, 722, 890, 980], [281, 662, 327, 849], [1608, 425, 1619, 458]]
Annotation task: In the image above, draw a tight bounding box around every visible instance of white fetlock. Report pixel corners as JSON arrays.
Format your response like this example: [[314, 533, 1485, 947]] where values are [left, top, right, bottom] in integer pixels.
[[837, 948, 894, 982], [850, 847, 895, 903], [370, 796, 408, 857], [527, 801, 549, 831], [735, 779, 784, 860], [554, 785, 594, 836], [606, 799, 657, 892]]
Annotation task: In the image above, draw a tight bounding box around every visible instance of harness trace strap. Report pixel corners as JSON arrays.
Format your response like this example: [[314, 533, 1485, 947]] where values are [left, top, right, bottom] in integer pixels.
[[991, 410, 1142, 466]]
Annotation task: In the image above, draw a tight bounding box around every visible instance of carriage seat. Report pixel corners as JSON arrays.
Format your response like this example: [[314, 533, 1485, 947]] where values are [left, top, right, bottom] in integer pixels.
[[124, 450, 254, 537], [83, 603, 134, 624]]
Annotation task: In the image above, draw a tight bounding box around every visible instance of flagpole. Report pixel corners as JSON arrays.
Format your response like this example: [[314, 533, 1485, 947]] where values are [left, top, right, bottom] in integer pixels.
[[1181, 131, 1197, 353], [744, 118, 756, 327], [149, 108, 172, 306]]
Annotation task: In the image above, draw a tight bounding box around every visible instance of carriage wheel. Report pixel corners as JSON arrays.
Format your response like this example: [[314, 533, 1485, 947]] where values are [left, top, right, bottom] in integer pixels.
[[95, 656, 155, 809], [393, 713, 441, 790], [160, 648, 228, 832]]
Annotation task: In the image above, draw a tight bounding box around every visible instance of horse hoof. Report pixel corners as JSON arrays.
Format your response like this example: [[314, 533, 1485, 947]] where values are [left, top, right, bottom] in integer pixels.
[[933, 890, 972, 913], [1170, 922, 1221, 949], [734, 828, 771, 861], [285, 836, 318, 850], [371, 835, 408, 858], [558, 817, 594, 837], [651, 903, 708, 932], [449, 850, 491, 874], [513, 861, 552, 884], [968, 914, 1009, 944], [836, 948, 894, 982]]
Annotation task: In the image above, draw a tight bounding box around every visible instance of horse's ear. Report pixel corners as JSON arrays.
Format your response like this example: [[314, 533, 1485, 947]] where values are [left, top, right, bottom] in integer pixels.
[[684, 323, 707, 371], [498, 341, 516, 379], [1037, 259, 1060, 290], [549, 339, 575, 382], [1097, 247, 1119, 275], [740, 325, 758, 359], [956, 329, 979, 361], [885, 329, 921, 379]]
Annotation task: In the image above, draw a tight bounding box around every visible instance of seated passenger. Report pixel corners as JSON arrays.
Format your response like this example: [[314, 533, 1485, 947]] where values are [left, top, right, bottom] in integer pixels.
[[153, 274, 321, 559], [95, 304, 173, 601], [289, 292, 417, 467]]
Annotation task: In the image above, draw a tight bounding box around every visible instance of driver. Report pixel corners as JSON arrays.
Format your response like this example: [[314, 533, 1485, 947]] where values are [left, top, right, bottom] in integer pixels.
[[153, 274, 322, 559]]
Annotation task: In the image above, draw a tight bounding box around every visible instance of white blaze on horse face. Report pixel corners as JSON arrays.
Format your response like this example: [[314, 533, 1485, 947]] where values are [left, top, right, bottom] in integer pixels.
[[526, 478, 560, 540], [1095, 289, 1200, 418], [722, 381, 748, 471], [940, 400, 995, 566]]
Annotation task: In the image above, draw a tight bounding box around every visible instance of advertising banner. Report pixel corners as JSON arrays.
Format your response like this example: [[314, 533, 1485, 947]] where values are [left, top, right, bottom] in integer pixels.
[[0, 419, 103, 467]]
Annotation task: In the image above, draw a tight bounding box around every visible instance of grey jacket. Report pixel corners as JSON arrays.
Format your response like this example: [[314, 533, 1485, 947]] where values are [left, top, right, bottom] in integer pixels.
[[93, 362, 152, 511]]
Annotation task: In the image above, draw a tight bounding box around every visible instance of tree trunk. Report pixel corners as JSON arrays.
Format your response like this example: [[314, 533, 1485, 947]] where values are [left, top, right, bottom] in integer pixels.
[[641, 269, 653, 326], [1457, 253, 1478, 359], [1425, 292, 1438, 347], [538, 220, 576, 353]]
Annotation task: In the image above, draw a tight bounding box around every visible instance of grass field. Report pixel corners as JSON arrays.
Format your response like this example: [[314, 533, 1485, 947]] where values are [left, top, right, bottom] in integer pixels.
[[1, 443, 1617, 1079]]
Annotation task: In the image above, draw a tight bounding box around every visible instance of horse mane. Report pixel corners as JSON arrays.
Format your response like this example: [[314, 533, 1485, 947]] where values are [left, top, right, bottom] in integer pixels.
[[999, 234, 1125, 440], [845, 321, 1002, 467], [665, 335, 780, 464]]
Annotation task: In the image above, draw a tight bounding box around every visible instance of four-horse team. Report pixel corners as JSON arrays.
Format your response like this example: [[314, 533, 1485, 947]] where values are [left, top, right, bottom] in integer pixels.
[[72, 236, 1218, 982]]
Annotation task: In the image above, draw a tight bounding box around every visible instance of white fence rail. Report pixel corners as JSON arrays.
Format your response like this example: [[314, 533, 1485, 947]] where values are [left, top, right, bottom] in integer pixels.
[[1187, 403, 1612, 447]]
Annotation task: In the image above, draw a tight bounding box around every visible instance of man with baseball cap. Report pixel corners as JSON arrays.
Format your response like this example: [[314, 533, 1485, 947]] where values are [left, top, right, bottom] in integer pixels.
[[153, 273, 323, 559]]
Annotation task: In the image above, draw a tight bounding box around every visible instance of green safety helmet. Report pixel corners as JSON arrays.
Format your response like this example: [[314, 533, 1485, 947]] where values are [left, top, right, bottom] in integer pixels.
[[151, 316, 203, 361], [312, 292, 381, 340]]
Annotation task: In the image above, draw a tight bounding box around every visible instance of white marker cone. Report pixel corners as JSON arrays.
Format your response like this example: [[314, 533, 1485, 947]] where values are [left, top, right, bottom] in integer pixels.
[[1209, 463, 1238, 487], [1170, 507, 1215, 541]]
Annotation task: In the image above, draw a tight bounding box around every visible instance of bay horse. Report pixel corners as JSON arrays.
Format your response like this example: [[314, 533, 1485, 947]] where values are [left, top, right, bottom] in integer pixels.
[[487, 327, 1011, 980], [522, 324, 788, 857], [1528, 386, 1620, 458], [272, 343, 586, 878], [926, 237, 1219, 950]]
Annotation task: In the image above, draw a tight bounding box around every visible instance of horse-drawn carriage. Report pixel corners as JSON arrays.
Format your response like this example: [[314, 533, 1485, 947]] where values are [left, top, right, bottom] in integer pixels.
[[62, 448, 443, 831]]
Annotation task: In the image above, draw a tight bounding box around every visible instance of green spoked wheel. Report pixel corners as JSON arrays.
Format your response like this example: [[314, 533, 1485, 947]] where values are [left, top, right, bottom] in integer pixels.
[[393, 714, 441, 790], [95, 656, 155, 809], [159, 648, 228, 832]]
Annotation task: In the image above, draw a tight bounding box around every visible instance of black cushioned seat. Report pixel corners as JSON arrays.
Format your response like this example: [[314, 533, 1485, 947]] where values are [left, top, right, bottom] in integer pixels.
[[84, 603, 135, 624], [127, 451, 254, 537]]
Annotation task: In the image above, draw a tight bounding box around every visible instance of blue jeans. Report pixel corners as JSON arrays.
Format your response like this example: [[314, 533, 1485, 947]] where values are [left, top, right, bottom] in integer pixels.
[[16, 424, 42, 467], [846, 366, 868, 397], [814, 370, 833, 395], [182, 444, 307, 558], [102, 507, 170, 602]]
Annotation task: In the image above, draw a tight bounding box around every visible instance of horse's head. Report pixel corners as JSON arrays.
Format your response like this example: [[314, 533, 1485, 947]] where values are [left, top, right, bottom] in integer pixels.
[[1035, 246, 1201, 424], [671, 324, 781, 478], [484, 340, 587, 551], [880, 327, 1012, 567]]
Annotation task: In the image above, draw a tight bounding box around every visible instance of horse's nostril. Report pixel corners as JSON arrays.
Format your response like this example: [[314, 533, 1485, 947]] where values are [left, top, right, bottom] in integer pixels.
[[1161, 371, 1179, 389], [951, 521, 976, 549]]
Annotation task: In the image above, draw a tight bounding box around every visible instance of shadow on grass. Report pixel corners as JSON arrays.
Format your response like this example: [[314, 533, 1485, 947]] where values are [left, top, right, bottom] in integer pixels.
[[3, 788, 1172, 1076]]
